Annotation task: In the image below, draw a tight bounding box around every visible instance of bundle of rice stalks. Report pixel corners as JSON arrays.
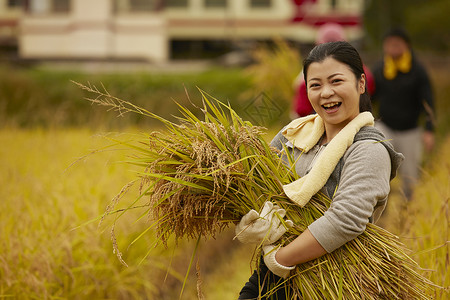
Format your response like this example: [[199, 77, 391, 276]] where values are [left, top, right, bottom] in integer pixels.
[[76, 82, 437, 299]]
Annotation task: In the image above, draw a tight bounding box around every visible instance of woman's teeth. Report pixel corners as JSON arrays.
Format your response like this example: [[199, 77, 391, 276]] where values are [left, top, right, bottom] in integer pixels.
[[323, 102, 341, 109]]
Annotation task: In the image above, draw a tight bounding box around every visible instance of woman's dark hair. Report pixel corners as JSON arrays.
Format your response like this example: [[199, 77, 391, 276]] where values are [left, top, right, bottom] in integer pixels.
[[383, 27, 411, 46], [303, 41, 372, 113]]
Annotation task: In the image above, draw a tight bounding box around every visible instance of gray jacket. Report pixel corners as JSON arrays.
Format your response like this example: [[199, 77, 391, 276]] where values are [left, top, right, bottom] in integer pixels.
[[270, 126, 404, 253]]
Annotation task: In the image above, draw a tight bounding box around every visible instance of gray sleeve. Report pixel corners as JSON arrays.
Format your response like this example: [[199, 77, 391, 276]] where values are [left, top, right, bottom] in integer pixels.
[[269, 128, 288, 151], [308, 140, 391, 253]]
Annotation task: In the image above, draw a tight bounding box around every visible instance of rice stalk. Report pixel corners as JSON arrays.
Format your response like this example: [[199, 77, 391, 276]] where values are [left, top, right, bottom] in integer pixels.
[[77, 82, 438, 299]]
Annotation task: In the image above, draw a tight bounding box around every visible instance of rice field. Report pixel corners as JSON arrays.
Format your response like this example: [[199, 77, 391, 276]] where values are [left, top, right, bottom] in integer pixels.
[[0, 58, 449, 298], [0, 128, 197, 299], [378, 137, 450, 299], [0, 126, 448, 299]]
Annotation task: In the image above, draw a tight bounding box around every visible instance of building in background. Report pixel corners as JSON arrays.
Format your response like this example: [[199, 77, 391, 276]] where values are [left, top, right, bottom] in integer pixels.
[[0, 0, 22, 48], [0, 0, 365, 63]]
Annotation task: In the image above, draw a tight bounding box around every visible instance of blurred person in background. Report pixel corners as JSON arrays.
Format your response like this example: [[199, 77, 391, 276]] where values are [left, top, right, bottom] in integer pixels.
[[371, 27, 435, 200], [292, 23, 375, 118]]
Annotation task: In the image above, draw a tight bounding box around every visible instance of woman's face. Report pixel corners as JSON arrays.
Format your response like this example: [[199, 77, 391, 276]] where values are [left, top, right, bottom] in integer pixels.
[[306, 57, 365, 133]]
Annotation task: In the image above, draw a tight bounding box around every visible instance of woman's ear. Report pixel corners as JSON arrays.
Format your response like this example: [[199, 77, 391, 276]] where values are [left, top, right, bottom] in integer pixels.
[[359, 74, 366, 94]]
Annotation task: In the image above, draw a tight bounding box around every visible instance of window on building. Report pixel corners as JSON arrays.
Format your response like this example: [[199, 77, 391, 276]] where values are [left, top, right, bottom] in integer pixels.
[[52, 0, 71, 13], [250, 0, 271, 8], [204, 0, 227, 8], [129, 0, 160, 11], [27, 0, 70, 14], [114, 0, 167, 13], [171, 39, 232, 59], [165, 0, 188, 8], [7, 0, 24, 7]]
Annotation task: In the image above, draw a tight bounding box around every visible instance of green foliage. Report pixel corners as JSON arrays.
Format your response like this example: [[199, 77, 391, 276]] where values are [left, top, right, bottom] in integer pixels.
[[429, 64, 450, 144], [405, 0, 450, 52], [363, 0, 450, 52], [0, 65, 255, 129]]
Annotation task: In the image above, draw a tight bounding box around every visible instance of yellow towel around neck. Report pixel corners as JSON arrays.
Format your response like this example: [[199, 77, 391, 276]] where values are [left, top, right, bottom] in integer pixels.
[[282, 112, 375, 207], [383, 50, 412, 80]]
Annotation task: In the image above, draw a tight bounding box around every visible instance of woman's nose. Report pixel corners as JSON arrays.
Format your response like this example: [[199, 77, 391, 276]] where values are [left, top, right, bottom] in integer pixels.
[[321, 84, 334, 98]]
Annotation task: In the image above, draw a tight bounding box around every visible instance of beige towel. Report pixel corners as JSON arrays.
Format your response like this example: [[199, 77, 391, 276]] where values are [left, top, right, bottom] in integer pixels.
[[282, 112, 375, 207]]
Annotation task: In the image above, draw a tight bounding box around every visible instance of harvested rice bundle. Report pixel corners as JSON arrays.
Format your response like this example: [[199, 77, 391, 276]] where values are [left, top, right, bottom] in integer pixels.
[[75, 81, 436, 299]]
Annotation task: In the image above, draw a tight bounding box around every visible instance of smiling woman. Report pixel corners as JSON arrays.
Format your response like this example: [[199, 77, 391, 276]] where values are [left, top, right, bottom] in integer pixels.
[[303, 42, 372, 144], [237, 41, 405, 299]]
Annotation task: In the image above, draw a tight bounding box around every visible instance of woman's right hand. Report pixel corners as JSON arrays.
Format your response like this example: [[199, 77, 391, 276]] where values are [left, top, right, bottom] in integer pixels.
[[234, 201, 293, 245]]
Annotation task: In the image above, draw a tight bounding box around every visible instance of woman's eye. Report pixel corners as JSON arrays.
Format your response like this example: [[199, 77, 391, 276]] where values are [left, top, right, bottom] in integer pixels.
[[332, 78, 343, 83], [309, 83, 320, 88]]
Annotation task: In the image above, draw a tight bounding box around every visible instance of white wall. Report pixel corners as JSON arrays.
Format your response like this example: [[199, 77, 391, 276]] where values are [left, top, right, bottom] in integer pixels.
[[114, 16, 168, 62], [20, 0, 168, 62]]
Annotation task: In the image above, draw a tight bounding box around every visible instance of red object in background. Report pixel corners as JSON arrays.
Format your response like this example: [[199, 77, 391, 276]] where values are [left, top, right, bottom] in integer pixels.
[[363, 65, 375, 96], [293, 77, 314, 117], [292, 0, 317, 5], [290, 0, 360, 26], [291, 0, 318, 22], [300, 16, 361, 26]]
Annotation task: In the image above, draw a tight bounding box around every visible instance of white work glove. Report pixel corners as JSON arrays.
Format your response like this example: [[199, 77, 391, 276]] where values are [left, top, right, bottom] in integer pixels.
[[234, 201, 293, 245], [262, 244, 295, 279]]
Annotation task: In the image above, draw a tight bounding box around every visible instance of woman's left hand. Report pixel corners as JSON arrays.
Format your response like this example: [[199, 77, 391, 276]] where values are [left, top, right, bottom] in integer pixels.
[[262, 245, 295, 279]]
